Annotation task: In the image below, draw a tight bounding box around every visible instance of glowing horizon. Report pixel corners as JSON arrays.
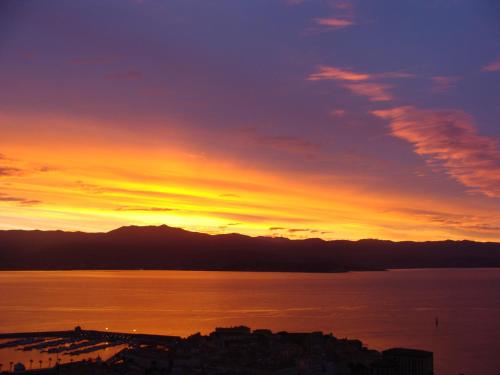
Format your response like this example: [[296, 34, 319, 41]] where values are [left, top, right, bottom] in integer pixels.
[[1, 0, 500, 241]]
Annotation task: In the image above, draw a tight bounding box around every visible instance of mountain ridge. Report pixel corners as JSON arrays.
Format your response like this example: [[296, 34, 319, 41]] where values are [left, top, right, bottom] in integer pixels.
[[1, 225, 500, 272]]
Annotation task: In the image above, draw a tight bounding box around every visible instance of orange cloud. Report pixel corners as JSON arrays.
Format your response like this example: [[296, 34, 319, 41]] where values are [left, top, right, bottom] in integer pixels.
[[308, 66, 413, 82], [308, 65, 412, 101], [308, 66, 370, 81], [373, 106, 500, 197], [315, 17, 354, 29]]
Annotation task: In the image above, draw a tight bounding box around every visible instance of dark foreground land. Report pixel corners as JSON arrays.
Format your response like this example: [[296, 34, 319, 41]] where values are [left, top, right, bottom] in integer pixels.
[[1, 225, 500, 272], [0, 326, 432, 374]]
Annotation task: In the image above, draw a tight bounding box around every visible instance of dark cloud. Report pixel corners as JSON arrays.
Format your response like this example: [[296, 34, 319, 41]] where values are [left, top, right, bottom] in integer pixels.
[[0, 166, 22, 176], [0, 193, 41, 205], [392, 208, 500, 235]]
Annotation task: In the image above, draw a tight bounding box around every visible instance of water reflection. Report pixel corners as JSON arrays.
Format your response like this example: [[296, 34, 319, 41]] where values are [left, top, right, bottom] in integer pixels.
[[0, 269, 499, 374]]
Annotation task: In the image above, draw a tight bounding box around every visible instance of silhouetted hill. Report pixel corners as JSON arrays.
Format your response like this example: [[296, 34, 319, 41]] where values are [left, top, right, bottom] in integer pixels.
[[1, 225, 500, 271]]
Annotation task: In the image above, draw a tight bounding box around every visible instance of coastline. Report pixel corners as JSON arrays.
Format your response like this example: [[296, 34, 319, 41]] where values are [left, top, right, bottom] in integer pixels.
[[0, 327, 434, 374], [3, 265, 500, 273]]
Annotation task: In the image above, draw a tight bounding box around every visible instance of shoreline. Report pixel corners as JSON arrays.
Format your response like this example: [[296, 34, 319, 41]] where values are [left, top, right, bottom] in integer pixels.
[[0, 327, 434, 374], [2, 265, 500, 273]]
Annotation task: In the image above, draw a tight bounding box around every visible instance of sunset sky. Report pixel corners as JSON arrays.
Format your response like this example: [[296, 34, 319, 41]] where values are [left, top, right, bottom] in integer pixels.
[[1, 0, 500, 241]]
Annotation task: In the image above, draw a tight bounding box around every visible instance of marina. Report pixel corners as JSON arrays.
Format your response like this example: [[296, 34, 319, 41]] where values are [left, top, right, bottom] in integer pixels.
[[0, 328, 179, 371]]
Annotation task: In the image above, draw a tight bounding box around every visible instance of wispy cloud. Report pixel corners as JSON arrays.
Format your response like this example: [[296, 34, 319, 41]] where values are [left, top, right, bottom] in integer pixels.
[[308, 66, 369, 81], [431, 76, 461, 92], [0, 154, 52, 177], [314, 17, 354, 29], [0, 154, 23, 177], [344, 83, 393, 102], [312, 0, 355, 31], [287, 228, 309, 233], [0, 193, 41, 205], [482, 59, 500, 72], [392, 208, 500, 235], [373, 106, 500, 198], [332, 1, 353, 11], [308, 65, 412, 101], [330, 109, 346, 117], [308, 66, 412, 82], [0, 166, 22, 176]]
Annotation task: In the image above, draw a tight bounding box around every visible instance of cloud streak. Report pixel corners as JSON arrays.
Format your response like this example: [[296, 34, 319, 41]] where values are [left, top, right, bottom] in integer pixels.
[[343, 83, 393, 102], [0, 154, 18, 176], [314, 17, 354, 29], [0, 167, 22, 176], [308, 65, 411, 101], [431, 76, 461, 92], [308, 66, 369, 82], [0, 193, 41, 205], [482, 59, 500, 72], [308, 66, 412, 82], [373, 106, 500, 197]]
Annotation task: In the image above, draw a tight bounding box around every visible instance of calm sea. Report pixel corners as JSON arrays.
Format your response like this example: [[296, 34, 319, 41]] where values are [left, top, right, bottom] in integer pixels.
[[0, 269, 499, 374]]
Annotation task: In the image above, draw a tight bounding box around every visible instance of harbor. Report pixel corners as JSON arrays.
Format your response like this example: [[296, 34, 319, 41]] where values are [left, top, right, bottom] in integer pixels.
[[0, 327, 179, 372], [0, 326, 433, 374]]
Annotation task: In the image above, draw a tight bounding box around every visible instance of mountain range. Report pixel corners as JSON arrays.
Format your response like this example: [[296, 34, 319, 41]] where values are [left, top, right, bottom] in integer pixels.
[[1, 225, 500, 272]]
